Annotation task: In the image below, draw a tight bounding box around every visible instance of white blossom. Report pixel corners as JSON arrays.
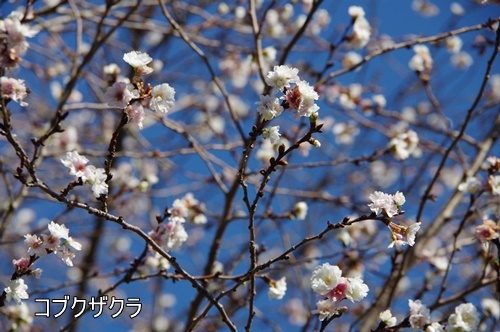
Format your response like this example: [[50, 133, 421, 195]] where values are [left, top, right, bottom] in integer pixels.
[[348, 6, 365, 18], [312, 299, 337, 321], [293, 201, 308, 220], [24, 234, 46, 257], [0, 12, 38, 66], [103, 63, 120, 76], [266, 65, 299, 91], [1, 77, 28, 106], [283, 80, 319, 118], [372, 94, 387, 108], [262, 126, 281, 144], [161, 220, 188, 251], [379, 309, 397, 327], [394, 191, 406, 206], [445, 36, 463, 54], [105, 81, 139, 108], [345, 277, 369, 302], [48, 221, 82, 251], [125, 102, 145, 129], [475, 219, 499, 242], [83, 166, 108, 197], [123, 51, 153, 75], [388, 222, 421, 248], [57, 247, 76, 267], [406, 223, 421, 246], [458, 176, 481, 194], [268, 277, 287, 300], [388, 130, 420, 160], [333, 121, 360, 145], [61, 151, 89, 180], [145, 252, 171, 271], [368, 191, 402, 217], [257, 95, 284, 120], [451, 51, 473, 69], [310, 263, 342, 295], [310, 263, 369, 321], [348, 7, 371, 49], [482, 298, 500, 320], [408, 299, 431, 329], [447, 303, 479, 332], [4, 279, 29, 304], [2, 302, 32, 330], [150, 83, 175, 113], [342, 52, 363, 69], [409, 45, 433, 72], [426, 322, 444, 332], [312, 299, 335, 321]]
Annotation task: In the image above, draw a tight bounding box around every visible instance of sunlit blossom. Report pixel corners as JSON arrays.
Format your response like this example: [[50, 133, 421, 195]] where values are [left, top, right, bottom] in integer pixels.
[[150, 83, 175, 113], [1, 77, 28, 106], [4, 279, 29, 304], [262, 126, 281, 144], [447, 303, 479, 332], [266, 65, 299, 91]]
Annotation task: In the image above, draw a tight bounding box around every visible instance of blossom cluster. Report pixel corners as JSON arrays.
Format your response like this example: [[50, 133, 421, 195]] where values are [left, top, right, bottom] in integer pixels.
[[409, 45, 433, 72], [398, 300, 479, 331], [262, 65, 319, 118], [148, 192, 206, 252], [104, 51, 175, 130], [4, 222, 81, 305], [380, 301, 481, 331], [368, 191, 421, 248], [368, 191, 406, 218], [445, 35, 473, 69], [388, 129, 420, 160], [310, 263, 369, 321], [0, 11, 38, 67], [256, 64, 319, 144], [168, 193, 207, 225], [347, 6, 372, 49], [0, 77, 29, 106], [61, 151, 108, 197]]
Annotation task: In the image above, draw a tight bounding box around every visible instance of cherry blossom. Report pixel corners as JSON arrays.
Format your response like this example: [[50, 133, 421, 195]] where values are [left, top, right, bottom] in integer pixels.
[[447, 303, 479, 332], [268, 277, 287, 300], [4, 279, 29, 304], [458, 176, 481, 194], [347, 6, 371, 49], [125, 102, 146, 129], [379, 309, 397, 327], [310, 263, 369, 320], [123, 50, 153, 75], [262, 126, 281, 144], [388, 130, 420, 160], [409, 45, 433, 72], [368, 191, 405, 218], [61, 150, 89, 179], [104, 81, 140, 108], [0, 77, 28, 106], [475, 219, 500, 242], [283, 80, 319, 118], [150, 83, 175, 113], [408, 299, 431, 329], [266, 65, 299, 91], [256, 94, 284, 120]]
